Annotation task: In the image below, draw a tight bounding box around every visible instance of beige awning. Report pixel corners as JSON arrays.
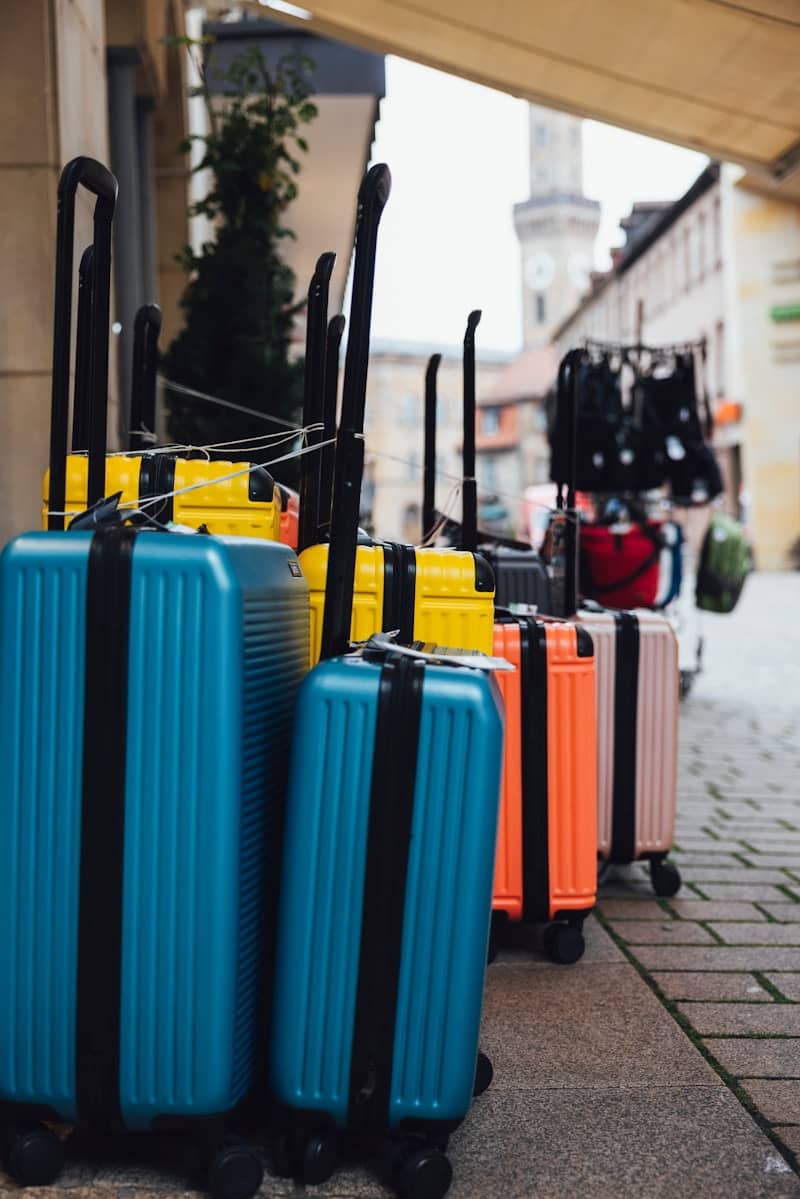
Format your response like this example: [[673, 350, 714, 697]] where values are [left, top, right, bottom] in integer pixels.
[[251, 0, 800, 187]]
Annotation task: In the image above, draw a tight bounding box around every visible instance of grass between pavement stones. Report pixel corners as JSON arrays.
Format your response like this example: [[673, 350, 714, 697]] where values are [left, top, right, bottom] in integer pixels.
[[593, 906, 800, 1176]]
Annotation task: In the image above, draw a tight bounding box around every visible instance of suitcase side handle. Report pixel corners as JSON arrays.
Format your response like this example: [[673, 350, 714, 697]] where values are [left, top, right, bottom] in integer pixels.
[[128, 304, 162, 451], [320, 163, 391, 660], [48, 157, 118, 530], [421, 352, 441, 543], [299, 251, 336, 552], [318, 312, 346, 540], [461, 309, 481, 552]]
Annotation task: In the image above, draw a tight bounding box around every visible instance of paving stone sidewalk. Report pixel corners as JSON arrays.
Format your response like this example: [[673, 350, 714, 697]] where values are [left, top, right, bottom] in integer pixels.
[[597, 571, 800, 1178], [1, 573, 798, 1197]]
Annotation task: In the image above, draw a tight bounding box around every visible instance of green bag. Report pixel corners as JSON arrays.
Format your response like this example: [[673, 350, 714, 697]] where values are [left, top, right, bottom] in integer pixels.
[[696, 513, 752, 613]]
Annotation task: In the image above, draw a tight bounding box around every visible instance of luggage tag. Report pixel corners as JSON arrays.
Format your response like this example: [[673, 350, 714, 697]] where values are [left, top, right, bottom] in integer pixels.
[[352, 630, 515, 672]]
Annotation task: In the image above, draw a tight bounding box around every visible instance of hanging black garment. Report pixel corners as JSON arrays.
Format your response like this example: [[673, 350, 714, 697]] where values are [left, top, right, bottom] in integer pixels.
[[639, 354, 722, 505]]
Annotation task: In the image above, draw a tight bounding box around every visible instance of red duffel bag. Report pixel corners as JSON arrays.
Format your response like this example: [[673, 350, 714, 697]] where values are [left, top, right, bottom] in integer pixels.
[[579, 522, 662, 609]]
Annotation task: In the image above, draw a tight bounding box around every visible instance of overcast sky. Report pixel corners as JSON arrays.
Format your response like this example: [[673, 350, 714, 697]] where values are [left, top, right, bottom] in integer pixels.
[[368, 56, 708, 354]]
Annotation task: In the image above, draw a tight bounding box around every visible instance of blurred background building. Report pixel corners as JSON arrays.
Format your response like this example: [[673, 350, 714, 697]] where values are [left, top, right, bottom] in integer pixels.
[[362, 340, 510, 543]]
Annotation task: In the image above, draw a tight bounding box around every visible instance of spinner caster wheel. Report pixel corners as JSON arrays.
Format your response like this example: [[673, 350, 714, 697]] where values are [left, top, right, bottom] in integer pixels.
[[3, 1124, 64, 1188], [544, 921, 585, 965], [398, 1146, 452, 1199], [473, 1051, 493, 1097], [650, 858, 681, 898], [207, 1136, 263, 1199], [300, 1132, 340, 1186]]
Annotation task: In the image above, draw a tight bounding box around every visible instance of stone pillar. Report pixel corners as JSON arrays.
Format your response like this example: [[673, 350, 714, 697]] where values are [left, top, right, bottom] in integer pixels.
[[0, 0, 108, 546]]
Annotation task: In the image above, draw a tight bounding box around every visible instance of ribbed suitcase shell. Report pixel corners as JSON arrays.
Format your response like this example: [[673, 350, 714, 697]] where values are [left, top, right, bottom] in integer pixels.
[[44, 455, 282, 540], [483, 548, 551, 612], [0, 532, 308, 1128], [270, 656, 504, 1128], [576, 609, 678, 859], [491, 621, 597, 922], [300, 544, 495, 666]]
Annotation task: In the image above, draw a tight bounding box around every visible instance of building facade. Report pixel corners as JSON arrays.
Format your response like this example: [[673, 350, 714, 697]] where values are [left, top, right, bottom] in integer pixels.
[[362, 341, 511, 543], [553, 162, 800, 570]]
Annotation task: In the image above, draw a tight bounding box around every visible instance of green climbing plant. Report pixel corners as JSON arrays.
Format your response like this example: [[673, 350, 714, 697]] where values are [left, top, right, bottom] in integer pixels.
[[161, 36, 318, 484]]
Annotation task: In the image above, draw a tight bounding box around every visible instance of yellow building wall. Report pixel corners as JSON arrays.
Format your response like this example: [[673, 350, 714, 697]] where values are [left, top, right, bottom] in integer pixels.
[[733, 186, 800, 570]]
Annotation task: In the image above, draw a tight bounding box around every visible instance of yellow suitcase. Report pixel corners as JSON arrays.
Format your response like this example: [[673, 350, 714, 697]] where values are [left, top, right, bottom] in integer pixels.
[[43, 454, 283, 539], [301, 541, 494, 666]]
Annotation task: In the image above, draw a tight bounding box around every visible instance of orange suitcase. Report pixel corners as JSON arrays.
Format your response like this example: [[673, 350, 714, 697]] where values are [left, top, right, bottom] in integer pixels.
[[491, 613, 598, 963]]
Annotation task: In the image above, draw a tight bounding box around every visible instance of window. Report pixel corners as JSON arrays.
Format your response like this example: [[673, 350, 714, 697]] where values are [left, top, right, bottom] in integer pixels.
[[481, 407, 500, 435], [482, 457, 498, 489], [535, 123, 548, 147], [406, 451, 419, 481], [698, 213, 707, 280], [684, 226, 691, 290], [536, 293, 547, 323]]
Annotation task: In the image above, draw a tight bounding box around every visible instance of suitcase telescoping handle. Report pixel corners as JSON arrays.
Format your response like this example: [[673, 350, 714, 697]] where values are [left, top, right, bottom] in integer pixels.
[[556, 347, 583, 616], [461, 309, 481, 553], [320, 163, 391, 660], [71, 245, 95, 453], [298, 251, 336, 552], [319, 313, 346, 539], [422, 352, 441, 543], [48, 157, 118, 531], [128, 303, 162, 452]]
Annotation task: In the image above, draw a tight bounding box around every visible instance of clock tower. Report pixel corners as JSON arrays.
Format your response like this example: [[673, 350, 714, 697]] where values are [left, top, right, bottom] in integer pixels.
[[514, 104, 601, 348]]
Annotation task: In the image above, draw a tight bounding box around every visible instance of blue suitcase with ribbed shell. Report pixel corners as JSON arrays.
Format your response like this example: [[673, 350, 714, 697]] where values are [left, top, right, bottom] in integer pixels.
[[269, 643, 504, 1196], [0, 528, 308, 1196]]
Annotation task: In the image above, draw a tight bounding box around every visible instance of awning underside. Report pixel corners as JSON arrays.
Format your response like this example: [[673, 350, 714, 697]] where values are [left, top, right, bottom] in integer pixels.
[[263, 0, 800, 186]]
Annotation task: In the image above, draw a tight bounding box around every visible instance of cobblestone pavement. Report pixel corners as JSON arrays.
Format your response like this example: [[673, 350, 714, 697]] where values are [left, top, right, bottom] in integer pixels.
[[597, 571, 800, 1173], [1, 573, 797, 1197]]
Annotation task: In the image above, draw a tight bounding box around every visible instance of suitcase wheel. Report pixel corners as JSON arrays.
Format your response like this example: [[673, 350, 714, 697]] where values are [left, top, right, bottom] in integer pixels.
[[649, 858, 681, 898], [271, 1129, 339, 1186], [3, 1123, 64, 1187], [207, 1136, 263, 1199], [300, 1132, 340, 1185], [543, 921, 585, 965], [473, 1051, 494, 1097], [396, 1145, 452, 1199]]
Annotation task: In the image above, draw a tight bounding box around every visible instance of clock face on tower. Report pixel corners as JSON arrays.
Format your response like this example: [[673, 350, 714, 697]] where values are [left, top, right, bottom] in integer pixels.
[[524, 250, 555, 292], [567, 251, 593, 292]]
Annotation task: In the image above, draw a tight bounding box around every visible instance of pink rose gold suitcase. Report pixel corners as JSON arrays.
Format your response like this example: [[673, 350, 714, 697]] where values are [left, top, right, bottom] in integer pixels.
[[552, 351, 682, 899], [576, 607, 681, 897]]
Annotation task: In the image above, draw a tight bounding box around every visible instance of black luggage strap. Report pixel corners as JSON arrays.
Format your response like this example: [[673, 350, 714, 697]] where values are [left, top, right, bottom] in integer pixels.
[[610, 612, 639, 864], [138, 452, 177, 525], [75, 525, 137, 1129], [520, 620, 551, 924], [348, 653, 425, 1133]]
